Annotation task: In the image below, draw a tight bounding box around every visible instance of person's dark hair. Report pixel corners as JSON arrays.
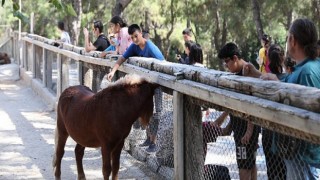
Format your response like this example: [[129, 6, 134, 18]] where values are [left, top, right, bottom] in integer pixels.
[[284, 57, 296, 72], [261, 34, 271, 44], [110, 16, 127, 28], [289, 18, 318, 59], [268, 44, 284, 74], [57, 21, 65, 31], [182, 28, 192, 36], [189, 43, 203, 65], [93, 20, 104, 33], [128, 24, 141, 35], [184, 40, 193, 50], [218, 42, 241, 60]]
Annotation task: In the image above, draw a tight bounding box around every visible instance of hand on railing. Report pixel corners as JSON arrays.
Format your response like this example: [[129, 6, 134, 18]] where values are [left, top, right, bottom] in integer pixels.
[[242, 63, 261, 78]]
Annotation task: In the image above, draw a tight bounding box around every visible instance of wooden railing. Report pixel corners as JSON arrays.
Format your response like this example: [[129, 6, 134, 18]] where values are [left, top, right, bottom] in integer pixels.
[[4, 31, 320, 180]]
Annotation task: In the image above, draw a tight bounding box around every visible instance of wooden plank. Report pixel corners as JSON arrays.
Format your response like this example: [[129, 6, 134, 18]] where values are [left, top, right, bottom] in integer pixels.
[[42, 47, 47, 87], [61, 56, 69, 91], [173, 91, 184, 180], [31, 43, 35, 78], [184, 96, 204, 179], [56, 54, 62, 98], [20, 36, 320, 141], [117, 64, 320, 141], [78, 61, 83, 85]]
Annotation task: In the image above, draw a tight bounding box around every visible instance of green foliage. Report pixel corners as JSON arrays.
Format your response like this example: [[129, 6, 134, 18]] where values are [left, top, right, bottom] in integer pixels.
[[2, 0, 319, 70], [48, 0, 76, 17], [13, 10, 29, 24]]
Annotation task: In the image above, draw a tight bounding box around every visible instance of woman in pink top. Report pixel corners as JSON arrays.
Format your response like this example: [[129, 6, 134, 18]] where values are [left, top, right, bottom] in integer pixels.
[[110, 16, 132, 55]]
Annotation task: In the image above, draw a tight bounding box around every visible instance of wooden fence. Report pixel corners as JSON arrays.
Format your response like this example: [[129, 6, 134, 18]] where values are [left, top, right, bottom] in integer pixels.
[[1, 31, 320, 180]]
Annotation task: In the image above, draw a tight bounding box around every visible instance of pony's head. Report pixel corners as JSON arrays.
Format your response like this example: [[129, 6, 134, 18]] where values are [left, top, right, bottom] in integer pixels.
[[107, 74, 159, 127]]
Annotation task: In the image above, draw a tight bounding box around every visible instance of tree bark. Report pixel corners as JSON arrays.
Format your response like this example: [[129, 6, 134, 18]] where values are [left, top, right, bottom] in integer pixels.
[[65, 0, 82, 45], [251, 0, 264, 39], [112, 0, 133, 17], [312, 0, 320, 36]]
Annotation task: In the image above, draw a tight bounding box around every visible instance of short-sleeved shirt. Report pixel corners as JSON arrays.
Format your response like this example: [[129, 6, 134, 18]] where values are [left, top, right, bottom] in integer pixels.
[[282, 58, 320, 165], [60, 31, 71, 44], [93, 34, 110, 52], [104, 45, 116, 52], [117, 27, 132, 55], [123, 40, 165, 60], [259, 47, 270, 73]]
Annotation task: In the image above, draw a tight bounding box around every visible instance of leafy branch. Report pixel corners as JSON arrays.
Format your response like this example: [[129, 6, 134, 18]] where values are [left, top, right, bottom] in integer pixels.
[[2, 0, 77, 24]]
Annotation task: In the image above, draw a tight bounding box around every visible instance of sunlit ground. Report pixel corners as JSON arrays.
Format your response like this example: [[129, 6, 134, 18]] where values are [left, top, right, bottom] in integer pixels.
[[0, 80, 157, 180]]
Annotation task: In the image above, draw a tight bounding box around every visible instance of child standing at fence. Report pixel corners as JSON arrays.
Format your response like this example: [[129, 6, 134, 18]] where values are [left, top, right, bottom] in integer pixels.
[[56, 21, 71, 45], [83, 20, 110, 52], [218, 42, 260, 180], [244, 18, 320, 180], [107, 24, 165, 153], [262, 44, 287, 180]]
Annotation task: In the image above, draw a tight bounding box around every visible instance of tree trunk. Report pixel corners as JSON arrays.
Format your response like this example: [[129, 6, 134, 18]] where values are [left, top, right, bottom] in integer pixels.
[[285, 9, 293, 30], [112, 0, 133, 17], [312, 0, 320, 36], [144, 10, 150, 32], [251, 0, 264, 39], [65, 0, 82, 45], [211, 0, 225, 71], [164, 0, 175, 58]]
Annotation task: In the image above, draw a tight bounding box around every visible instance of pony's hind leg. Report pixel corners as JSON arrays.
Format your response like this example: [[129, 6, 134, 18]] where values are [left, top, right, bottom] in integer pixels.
[[53, 123, 69, 180], [101, 144, 112, 180], [111, 140, 125, 180], [75, 143, 86, 180]]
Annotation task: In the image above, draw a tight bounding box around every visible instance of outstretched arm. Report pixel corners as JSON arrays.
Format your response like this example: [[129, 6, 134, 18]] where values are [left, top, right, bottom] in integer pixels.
[[210, 111, 229, 127], [107, 56, 126, 81], [241, 121, 254, 144]]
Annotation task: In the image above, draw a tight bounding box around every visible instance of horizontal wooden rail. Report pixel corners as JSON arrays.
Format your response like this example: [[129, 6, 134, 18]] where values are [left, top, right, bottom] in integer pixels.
[[19, 33, 320, 143]]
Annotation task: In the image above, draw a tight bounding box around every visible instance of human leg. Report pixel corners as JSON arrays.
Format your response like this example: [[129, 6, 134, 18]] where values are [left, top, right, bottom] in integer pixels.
[[146, 88, 162, 153]]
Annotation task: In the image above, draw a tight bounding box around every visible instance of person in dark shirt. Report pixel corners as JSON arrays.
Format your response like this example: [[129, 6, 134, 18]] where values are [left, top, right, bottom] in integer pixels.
[[176, 28, 194, 64], [83, 20, 110, 52], [217, 42, 260, 180]]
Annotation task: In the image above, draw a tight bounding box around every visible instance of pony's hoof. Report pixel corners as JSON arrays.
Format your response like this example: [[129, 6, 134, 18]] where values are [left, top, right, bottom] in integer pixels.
[[78, 174, 86, 180]]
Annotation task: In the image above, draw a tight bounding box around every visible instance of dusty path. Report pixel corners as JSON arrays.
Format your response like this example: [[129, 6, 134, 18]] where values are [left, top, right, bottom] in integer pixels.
[[0, 80, 160, 180]]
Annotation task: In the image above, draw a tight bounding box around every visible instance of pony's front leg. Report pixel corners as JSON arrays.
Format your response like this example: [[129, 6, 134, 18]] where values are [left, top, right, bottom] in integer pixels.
[[111, 140, 125, 180], [101, 145, 112, 180], [75, 143, 86, 180]]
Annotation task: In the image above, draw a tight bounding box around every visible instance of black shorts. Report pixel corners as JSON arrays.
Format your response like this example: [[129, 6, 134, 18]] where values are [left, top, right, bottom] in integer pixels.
[[234, 139, 258, 169]]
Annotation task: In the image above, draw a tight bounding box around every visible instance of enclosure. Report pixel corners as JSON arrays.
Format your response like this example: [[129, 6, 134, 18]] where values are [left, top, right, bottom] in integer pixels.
[[1, 31, 320, 180]]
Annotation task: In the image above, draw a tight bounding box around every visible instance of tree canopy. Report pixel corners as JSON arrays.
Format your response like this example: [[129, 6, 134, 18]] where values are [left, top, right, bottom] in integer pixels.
[[1, 0, 319, 70]]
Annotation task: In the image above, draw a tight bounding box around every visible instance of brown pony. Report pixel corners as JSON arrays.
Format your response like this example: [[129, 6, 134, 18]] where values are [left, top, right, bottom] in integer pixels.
[[53, 74, 158, 180]]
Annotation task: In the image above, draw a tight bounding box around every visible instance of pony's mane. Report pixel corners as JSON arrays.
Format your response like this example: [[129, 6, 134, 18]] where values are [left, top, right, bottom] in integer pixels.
[[108, 74, 147, 88]]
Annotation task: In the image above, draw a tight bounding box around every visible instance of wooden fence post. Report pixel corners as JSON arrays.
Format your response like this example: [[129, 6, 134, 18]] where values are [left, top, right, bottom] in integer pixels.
[[174, 91, 184, 180], [42, 48, 47, 86], [31, 43, 35, 78], [184, 96, 204, 179]]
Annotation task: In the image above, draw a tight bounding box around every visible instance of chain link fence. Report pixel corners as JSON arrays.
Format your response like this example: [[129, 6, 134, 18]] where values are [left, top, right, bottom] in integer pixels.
[[15, 32, 320, 180]]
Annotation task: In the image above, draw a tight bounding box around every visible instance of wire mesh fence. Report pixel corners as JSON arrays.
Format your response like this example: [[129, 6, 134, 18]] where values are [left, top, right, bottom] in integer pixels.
[[13, 32, 320, 180]]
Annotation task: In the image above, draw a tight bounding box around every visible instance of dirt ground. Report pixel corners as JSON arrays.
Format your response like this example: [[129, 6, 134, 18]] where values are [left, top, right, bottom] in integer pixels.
[[0, 80, 160, 180]]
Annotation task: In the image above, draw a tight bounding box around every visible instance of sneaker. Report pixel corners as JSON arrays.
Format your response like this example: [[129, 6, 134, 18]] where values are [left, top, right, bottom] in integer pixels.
[[139, 138, 151, 147], [146, 143, 158, 153]]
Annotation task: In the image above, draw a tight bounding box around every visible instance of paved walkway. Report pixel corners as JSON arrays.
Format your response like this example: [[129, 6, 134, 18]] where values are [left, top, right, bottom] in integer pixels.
[[0, 78, 161, 179]]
